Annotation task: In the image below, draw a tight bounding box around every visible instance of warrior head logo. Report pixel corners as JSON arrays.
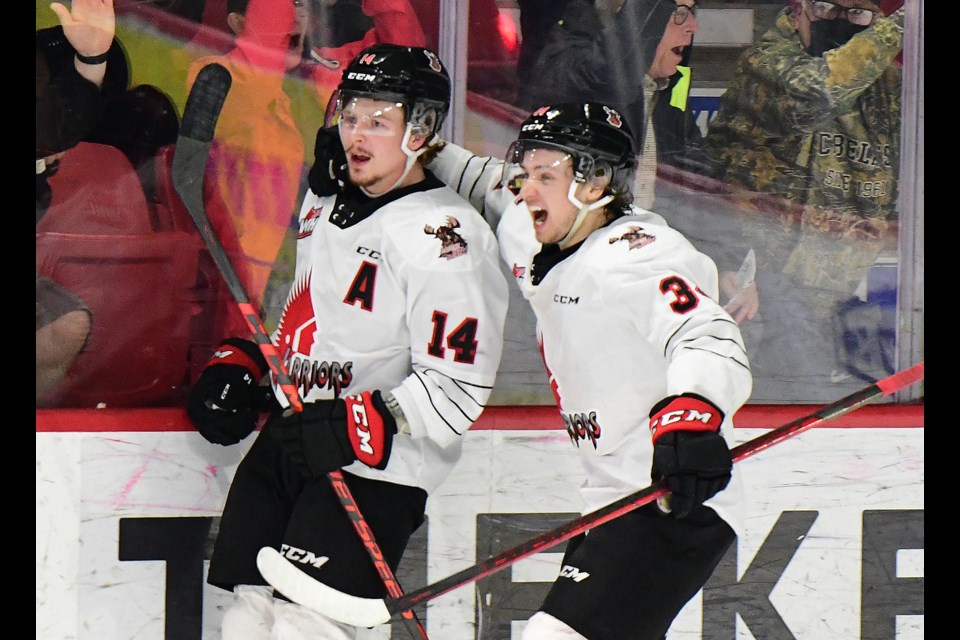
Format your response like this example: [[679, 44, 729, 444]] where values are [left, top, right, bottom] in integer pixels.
[[609, 225, 656, 250], [424, 216, 468, 260], [274, 273, 318, 360]]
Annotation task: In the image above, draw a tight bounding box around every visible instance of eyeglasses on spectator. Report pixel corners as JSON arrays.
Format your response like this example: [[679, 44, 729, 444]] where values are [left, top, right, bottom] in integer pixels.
[[673, 3, 697, 26], [807, 0, 877, 26]]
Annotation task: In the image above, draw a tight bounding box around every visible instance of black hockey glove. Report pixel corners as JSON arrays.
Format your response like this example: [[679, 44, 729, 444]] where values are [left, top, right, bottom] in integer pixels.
[[649, 393, 732, 519], [187, 338, 274, 446], [307, 125, 348, 196], [276, 390, 397, 477]]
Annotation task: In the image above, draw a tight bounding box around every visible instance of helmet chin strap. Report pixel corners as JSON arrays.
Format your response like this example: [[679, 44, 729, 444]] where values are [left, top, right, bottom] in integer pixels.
[[558, 181, 613, 248], [358, 124, 424, 198]]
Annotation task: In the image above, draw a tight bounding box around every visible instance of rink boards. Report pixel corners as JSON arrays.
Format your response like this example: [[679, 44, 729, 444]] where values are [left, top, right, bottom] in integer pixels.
[[36, 405, 923, 640]]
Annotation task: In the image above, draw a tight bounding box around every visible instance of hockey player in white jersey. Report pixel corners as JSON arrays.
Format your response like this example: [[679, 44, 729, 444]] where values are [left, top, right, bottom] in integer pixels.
[[424, 102, 754, 640], [185, 44, 508, 639]]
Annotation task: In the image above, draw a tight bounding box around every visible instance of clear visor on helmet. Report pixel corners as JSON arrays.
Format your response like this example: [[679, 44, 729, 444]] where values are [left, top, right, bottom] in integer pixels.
[[336, 95, 406, 137], [501, 141, 592, 196]]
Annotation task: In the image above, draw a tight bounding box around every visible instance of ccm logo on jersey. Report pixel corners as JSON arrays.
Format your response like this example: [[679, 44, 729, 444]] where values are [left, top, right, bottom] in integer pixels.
[[648, 394, 724, 440]]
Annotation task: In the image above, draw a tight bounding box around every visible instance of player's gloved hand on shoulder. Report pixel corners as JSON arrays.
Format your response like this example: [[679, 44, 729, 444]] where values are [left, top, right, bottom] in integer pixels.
[[649, 393, 732, 519], [277, 390, 397, 477], [307, 125, 348, 196], [187, 338, 274, 446]]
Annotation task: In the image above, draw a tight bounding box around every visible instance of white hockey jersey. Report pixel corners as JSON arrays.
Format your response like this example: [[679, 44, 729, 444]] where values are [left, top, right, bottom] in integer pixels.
[[429, 144, 753, 533], [269, 174, 509, 493]]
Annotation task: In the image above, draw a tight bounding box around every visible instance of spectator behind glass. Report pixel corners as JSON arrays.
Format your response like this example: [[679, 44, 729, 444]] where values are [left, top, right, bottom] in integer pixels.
[[688, 0, 904, 399], [518, 0, 702, 210], [186, 0, 310, 344], [514, 0, 577, 87], [314, 0, 374, 48], [36, 0, 117, 406]]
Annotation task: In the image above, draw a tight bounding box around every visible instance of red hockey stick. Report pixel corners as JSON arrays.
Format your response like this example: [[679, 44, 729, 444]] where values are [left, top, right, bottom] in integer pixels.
[[257, 362, 924, 627], [173, 63, 428, 639]]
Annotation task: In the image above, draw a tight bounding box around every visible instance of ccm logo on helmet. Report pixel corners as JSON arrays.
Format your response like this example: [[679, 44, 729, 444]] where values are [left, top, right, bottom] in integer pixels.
[[347, 72, 377, 82]]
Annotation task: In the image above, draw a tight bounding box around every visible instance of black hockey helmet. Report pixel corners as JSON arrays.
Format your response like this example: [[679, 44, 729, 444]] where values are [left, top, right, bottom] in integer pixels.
[[336, 43, 450, 136], [509, 102, 637, 182]]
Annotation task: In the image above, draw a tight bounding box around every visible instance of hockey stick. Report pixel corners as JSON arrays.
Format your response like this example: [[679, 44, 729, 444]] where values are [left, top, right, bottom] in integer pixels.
[[172, 63, 428, 640], [257, 361, 925, 627]]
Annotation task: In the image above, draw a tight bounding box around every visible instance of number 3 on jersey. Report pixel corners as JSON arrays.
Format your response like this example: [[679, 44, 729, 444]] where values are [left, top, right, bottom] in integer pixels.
[[659, 275, 701, 313], [427, 310, 479, 364]]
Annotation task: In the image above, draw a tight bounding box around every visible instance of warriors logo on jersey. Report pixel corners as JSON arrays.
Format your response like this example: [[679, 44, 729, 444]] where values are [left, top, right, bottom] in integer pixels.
[[275, 273, 318, 361], [424, 216, 468, 260], [274, 273, 356, 397], [610, 225, 656, 250], [562, 410, 602, 449]]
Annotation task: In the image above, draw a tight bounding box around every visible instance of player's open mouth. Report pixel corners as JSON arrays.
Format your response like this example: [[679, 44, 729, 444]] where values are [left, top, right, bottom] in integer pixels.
[[349, 152, 371, 167], [530, 206, 548, 227], [671, 46, 685, 56]]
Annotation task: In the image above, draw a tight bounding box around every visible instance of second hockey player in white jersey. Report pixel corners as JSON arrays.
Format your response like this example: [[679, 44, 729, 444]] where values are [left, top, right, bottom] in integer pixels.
[[426, 102, 753, 640], [186, 44, 508, 639]]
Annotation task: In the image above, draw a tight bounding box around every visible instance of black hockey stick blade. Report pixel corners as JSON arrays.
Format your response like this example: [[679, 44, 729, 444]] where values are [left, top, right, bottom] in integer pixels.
[[170, 63, 241, 301], [257, 361, 924, 626], [173, 62, 231, 200]]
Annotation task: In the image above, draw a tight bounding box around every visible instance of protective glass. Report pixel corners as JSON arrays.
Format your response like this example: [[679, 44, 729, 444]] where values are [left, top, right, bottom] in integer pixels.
[[501, 142, 582, 195], [336, 96, 406, 137], [673, 3, 698, 26], [808, 0, 877, 26]]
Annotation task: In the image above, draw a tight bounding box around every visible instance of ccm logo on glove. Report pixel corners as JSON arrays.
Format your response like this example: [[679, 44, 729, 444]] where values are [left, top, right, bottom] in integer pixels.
[[344, 392, 392, 468], [649, 393, 732, 519], [277, 390, 397, 477], [649, 395, 723, 440]]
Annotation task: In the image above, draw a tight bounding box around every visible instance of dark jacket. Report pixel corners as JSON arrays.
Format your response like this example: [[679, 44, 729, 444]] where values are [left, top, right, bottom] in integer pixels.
[[518, 0, 698, 160]]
